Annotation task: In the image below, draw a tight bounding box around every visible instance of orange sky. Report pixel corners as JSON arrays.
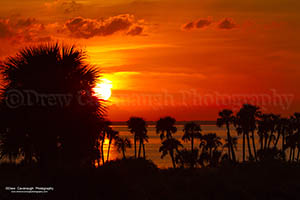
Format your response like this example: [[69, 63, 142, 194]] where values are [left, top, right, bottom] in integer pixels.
[[0, 0, 299, 121]]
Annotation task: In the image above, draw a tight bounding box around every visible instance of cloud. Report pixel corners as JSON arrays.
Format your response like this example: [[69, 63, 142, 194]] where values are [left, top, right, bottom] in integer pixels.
[[0, 18, 52, 43], [182, 18, 212, 30], [0, 20, 13, 38], [182, 17, 238, 31], [62, 0, 82, 13], [218, 18, 236, 29], [127, 26, 144, 36], [45, 0, 82, 14], [64, 14, 145, 38]]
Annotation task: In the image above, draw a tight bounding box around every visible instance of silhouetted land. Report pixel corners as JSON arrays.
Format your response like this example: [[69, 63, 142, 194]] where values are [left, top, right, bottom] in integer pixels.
[[1, 159, 300, 200]]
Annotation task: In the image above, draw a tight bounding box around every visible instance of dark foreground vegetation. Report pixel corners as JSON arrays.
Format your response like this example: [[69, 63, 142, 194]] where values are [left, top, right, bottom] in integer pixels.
[[1, 159, 300, 200]]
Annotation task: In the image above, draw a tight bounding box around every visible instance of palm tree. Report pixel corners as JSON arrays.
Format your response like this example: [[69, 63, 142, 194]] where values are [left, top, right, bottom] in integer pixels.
[[159, 138, 183, 168], [114, 137, 132, 159], [199, 133, 222, 160], [217, 109, 236, 162], [182, 122, 202, 153], [137, 130, 149, 159], [156, 116, 177, 140], [106, 129, 119, 162], [274, 117, 290, 153], [290, 113, 300, 162], [236, 104, 260, 162], [127, 117, 148, 158], [257, 114, 271, 151], [99, 120, 111, 164], [0, 43, 106, 167], [223, 136, 238, 159], [257, 114, 279, 153]]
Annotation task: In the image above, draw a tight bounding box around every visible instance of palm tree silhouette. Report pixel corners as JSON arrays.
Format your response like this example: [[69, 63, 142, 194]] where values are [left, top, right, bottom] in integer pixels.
[[106, 128, 119, 162], [99, 120, 111, 164], [156, 116, 177, 140], [159, 138, 183, 168], [236, 104, 260, 162], [127, 117, 148, 158], [292, 113, 300, 161], [223, 136, 238, 160], [137, 130, 149, 159], [0, 43, 106, 167], [114, 136, 132, 159], [199, 133, 222, 161], [217, 109, 236, 162], [182, 122, 202, 153]]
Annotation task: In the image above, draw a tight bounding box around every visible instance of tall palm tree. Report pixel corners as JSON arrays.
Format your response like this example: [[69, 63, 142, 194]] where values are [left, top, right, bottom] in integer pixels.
[[223, 136, 238, 159], [127, 117, 147, 158], [159, 138, 183, 168], [236, 104, 260, 162], [274, 117, 290, 152], [291, 113, 300, 162], [266, 114, 280, 149], [0, 43, 106, 167], [217, 109, 236, 162], [182, 122, 202, 153], [257, 114, 271, 151], [106, 129, 119, 162], [137, 130, 149, 159], [114, 136, 132, 159], [99, 120, 111, 164], [156, 116, 177, 140]]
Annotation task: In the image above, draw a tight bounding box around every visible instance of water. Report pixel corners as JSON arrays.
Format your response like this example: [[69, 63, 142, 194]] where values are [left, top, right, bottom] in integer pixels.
[[107, 125, 239, 168]]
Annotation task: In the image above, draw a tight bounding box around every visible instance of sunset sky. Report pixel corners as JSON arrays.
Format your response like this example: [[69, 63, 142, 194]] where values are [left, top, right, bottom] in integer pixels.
[[0, 0, 299, 121]]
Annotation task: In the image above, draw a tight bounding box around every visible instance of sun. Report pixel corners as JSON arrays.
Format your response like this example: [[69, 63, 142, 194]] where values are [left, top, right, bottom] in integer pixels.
[[93, 78, 112, 100]]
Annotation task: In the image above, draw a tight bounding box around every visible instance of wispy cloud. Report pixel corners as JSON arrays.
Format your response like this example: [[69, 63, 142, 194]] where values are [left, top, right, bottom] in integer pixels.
[[63, 14, 145, 38], [182, 17, 238, 31]]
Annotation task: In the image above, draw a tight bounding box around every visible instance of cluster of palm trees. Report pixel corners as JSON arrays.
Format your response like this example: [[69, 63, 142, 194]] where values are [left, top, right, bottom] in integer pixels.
[[219, 104, 300, 164], [105, 104, 300, 169], [95, 117, 148, 166]]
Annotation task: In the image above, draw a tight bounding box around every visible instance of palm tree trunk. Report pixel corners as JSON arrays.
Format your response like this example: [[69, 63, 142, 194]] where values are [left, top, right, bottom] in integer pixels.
[[191, 136, 194, 153], [264, 135, 268, 151], [274, 131, 281, 148], [251, 131, 257, 161], [243, 133, 245, 162], [134, 136, 137, 158], [106, 138, 112, 162], [259, 135, 263, 150], [292, 147, 295, 161], [226, 123, 236, 162], [296, 147, 300, 162], [226, 126, 231, 160], [170, 150, 176, 168], [142, 142, 146, 159], [138, 140, 142, 158], [101, 139, 105, 164], [246, 132, 253, 160], [282, 133, 285, 152], [122, 147, 126, 159], [289, 148, 292, 162], [267, 131, 274, 148]]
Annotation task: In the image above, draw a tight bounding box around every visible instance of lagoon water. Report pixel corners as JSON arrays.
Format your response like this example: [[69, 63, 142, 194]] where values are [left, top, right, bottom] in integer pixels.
[[106, 125, 246, 168]]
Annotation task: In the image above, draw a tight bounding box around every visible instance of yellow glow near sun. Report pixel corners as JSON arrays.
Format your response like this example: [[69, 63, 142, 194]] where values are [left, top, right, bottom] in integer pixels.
[[93, 78, 112, 100]]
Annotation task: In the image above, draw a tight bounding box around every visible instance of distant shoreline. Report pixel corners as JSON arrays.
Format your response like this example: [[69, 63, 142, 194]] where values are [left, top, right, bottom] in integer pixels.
[[111, 121, 217, 126]]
